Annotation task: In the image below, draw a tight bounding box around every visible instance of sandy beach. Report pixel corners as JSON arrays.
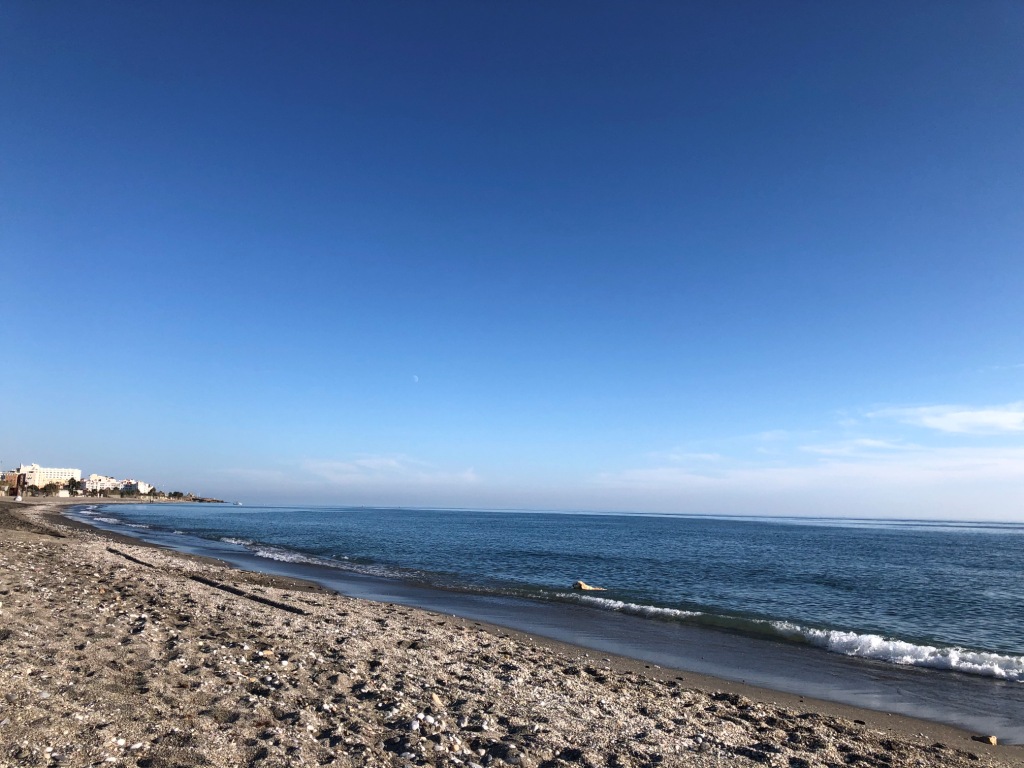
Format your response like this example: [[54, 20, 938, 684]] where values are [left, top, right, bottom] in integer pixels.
[[1, 499, 1019, 768]]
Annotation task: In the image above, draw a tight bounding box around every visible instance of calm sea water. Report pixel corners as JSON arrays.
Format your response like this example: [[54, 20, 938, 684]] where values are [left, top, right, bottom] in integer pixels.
[[74, 504, 1024, 682]]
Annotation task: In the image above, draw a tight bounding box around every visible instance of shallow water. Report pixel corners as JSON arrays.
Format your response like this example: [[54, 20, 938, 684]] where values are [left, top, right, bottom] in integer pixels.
[[69, 503, 1024, 742]]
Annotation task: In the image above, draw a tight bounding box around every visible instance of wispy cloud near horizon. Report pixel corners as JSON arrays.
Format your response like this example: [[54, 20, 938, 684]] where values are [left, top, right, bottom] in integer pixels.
[[592, 400, 1024, 518], [593, 445, 1024, 519], [800, 438, 919, 456], [303, 455, 479, 487], [870, 402, 1024, 434], [219, 455, 480, 502]]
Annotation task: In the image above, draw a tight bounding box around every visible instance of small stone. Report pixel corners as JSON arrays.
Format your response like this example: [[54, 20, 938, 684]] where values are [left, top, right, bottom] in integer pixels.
[[431, 692, 444, 710]]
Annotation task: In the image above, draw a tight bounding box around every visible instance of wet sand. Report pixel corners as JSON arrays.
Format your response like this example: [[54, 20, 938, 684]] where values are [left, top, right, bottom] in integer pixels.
[[1, 498, 1019, 767]]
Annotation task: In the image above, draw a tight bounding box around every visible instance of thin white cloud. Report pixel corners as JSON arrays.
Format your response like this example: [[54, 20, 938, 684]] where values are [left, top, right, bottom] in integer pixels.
[[592, 446, 1024, 519], [214, 456, 481, 507], [649, 450, 724, 463], [800, 438, 918, 456], [870, 402, 1024, 434], [981, 363, 1024, 372], [754, 430, 791, 442], [304, 455, 478, 487]]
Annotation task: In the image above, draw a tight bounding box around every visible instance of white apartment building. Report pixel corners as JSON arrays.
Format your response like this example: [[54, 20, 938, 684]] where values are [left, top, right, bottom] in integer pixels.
[[16, 464, 82, 487], [84, 474, 121, 492], [122, 479, 153, 495]]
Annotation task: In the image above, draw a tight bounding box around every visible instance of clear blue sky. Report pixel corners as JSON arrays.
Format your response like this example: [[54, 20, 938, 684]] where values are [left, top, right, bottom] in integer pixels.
[[3, 2, 1022, 518]]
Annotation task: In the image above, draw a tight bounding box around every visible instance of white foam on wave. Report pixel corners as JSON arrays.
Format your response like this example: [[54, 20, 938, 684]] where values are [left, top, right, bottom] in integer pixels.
[[251, 545, 335, 568], [773, 622, 1024, 681], [564, 593, 702, 620], [220, 537, 255, 546]]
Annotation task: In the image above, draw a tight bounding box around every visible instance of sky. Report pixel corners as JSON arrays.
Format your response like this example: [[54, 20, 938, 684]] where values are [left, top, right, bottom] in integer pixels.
[[2, 2, 1023, 518]]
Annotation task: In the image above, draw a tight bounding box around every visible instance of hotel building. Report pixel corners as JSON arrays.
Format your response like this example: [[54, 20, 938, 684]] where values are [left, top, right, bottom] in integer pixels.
[[84, 474, 121, 492], [15, 464, 82, 487]]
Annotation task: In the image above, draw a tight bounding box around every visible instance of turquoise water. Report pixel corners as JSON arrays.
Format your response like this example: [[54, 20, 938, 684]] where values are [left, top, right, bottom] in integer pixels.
[[77, 504, 1024, 682]]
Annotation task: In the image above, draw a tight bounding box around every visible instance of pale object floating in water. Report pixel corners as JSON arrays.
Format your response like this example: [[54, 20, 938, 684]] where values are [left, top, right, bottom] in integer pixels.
[[573, 580, 606, 591]]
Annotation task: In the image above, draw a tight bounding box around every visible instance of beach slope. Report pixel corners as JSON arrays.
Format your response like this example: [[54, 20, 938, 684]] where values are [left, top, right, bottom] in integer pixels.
[[0, 500, 1015, 767]]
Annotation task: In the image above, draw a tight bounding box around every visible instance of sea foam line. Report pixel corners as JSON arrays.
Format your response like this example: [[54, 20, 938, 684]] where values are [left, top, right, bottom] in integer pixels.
[[773, 623, 1024, 682], [231, 541, 353, 568], [562, 594, 1024, 682], [563, 593, 702, 620], [220, 537, 256, 547]]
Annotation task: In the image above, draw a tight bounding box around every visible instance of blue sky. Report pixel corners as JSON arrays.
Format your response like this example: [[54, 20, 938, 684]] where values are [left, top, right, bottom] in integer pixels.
[[3, 2, 1022, 518]]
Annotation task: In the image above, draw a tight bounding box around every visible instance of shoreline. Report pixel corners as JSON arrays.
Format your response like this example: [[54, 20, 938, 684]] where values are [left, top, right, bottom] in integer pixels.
[[2, 497, 1019, 767], [61, 500, 1024, 743]]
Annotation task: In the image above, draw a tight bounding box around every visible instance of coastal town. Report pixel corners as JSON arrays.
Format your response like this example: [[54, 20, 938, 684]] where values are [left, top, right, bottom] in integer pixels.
[[1, 462, 194, 500]]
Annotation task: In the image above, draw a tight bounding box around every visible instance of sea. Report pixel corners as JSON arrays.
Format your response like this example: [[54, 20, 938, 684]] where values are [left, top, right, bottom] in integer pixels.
[[68, 503, 1024, 743]]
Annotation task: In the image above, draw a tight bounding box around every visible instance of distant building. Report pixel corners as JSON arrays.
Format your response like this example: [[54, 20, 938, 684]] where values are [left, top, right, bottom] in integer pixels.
[[121, 479, 153, 495], [16, 464, 81, 488], [84, 474, 121, 492]]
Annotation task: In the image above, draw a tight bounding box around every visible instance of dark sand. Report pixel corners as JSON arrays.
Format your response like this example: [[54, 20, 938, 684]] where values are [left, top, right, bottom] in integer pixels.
[[1, 498, 1019, 767]]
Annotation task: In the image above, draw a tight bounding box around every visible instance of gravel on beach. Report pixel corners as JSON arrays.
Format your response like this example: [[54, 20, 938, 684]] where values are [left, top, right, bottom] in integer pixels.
[[0, 500, 1016, 768]]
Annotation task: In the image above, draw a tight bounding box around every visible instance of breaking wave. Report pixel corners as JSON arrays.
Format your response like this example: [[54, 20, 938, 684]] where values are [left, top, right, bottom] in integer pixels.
[[773, 623, 1024, 682], [250, 545, 329, 566], [556, 595, 1024, 682], [563, 594, 702, 620]]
